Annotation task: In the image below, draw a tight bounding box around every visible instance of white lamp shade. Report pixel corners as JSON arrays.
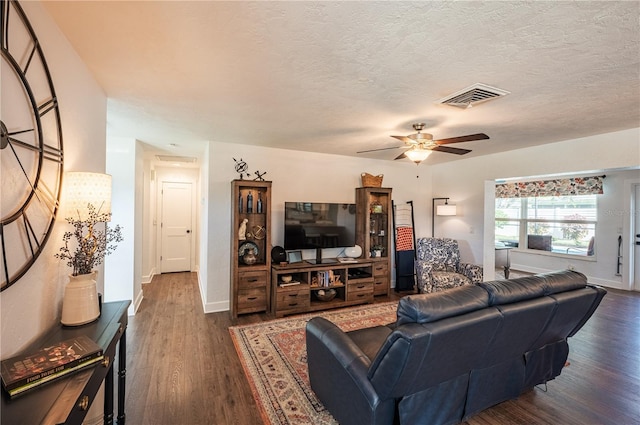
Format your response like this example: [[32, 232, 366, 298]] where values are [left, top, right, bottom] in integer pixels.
[[404, 147, 432, 164], [436, 204, 457, 216], [63, 172, 112, 220]]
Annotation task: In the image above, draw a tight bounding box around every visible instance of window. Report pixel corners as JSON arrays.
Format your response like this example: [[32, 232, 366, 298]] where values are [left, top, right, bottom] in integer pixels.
[[495, 195, 597, 257]]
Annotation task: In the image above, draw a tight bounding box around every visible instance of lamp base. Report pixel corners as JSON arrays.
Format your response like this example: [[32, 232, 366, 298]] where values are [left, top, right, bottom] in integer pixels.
[[61, 271, 100, 326]]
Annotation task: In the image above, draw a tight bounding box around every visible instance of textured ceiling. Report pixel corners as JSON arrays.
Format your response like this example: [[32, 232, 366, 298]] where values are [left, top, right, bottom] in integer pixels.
[[43, 1, 639, 165]]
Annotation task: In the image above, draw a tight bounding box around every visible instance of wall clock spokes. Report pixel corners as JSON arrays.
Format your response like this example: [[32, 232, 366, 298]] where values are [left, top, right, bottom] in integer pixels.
[[0, 0, 64, 290]]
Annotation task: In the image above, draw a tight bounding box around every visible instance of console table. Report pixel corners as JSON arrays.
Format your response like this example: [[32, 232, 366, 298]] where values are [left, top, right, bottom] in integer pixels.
[[1, 301, 131, 425], [495, 246, 513, 279], [271, 259, 375, 317]]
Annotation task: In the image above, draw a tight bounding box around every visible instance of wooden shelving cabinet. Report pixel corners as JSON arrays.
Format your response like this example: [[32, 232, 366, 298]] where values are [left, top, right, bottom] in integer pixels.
[[271, 260, 375, 317], [230, 180, 272, 318], [355, 187, 392, 296]]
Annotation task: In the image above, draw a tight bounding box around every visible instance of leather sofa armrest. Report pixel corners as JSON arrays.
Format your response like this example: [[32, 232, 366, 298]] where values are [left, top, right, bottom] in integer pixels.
[[306, 317, 374, 386], [306, 317, 393, 424], [459, 262, 483, 283]]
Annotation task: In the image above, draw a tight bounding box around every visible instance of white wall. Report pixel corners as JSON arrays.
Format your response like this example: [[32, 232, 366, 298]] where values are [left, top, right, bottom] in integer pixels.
[[141, 155, 155, 283], [200, 141, 431, 312], [432, 128, 640, 289], [105, 138, 144, 314], [0, 2, 107, 357]]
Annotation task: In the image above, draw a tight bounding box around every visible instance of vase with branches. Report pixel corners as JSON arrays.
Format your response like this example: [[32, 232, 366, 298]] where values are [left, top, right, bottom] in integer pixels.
[[55, 203, 123, 276]]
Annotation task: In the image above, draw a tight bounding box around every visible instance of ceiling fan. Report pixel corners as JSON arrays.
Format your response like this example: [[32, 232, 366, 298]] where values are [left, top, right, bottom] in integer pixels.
[[358, 123, 489, 164]]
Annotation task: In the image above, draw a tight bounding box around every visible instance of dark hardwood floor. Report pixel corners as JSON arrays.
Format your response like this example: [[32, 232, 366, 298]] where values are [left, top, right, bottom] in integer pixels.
[[125, 272, 639, 425]]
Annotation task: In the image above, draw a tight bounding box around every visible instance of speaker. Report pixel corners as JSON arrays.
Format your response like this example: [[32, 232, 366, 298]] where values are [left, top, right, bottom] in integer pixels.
[[271, 246, 286, 263]]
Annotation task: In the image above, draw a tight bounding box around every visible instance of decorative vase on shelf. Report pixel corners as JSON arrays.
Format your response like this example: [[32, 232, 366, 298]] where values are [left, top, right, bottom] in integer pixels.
[[243, 248, 257, 265], [61, 271, 100, 326]]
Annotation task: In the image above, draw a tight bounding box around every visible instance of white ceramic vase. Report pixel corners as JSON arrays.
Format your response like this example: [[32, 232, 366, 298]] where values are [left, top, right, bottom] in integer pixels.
[[61, 271, 100, 326], [344, 245, 363, 258]]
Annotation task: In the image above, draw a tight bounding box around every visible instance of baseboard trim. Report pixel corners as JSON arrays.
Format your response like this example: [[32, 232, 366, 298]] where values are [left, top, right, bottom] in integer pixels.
[[196, 271, 230, 313], [141, 268, 156, 284], [132, 289, 144, 315], [203, 300, 230, 314]]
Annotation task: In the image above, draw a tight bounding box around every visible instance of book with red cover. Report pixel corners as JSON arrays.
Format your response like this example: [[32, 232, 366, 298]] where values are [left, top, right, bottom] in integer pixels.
[[1, 335, 103, 396]]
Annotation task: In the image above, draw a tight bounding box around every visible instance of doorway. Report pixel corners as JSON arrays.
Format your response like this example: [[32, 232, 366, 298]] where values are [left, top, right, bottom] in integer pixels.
[[634, 184, 640, 290], [160, 181, 193, 273]]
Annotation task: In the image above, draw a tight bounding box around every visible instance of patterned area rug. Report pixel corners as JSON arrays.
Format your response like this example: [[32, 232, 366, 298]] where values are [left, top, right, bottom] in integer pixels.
[[229, 302, 398, 425]]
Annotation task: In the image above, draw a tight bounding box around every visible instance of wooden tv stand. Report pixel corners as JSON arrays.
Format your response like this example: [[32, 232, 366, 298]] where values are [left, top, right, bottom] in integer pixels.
[[271, 259, 375, 317]]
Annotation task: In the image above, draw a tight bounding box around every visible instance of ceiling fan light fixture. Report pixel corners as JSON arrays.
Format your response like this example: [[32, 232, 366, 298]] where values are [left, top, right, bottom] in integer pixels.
[[404, 147, 432, 164]]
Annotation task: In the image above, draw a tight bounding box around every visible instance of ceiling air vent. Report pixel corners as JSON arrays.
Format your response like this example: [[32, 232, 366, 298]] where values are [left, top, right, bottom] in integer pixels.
[[156, 155, 197, 163], [438, 83, 510, 109]]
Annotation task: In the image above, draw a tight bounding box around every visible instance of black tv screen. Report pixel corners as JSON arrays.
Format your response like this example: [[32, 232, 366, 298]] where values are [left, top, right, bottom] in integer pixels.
[[284, 202, 356, 250]]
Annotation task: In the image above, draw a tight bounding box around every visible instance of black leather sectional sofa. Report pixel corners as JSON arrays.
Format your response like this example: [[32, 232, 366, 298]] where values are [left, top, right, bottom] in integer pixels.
[[306, 270, 606, 425]]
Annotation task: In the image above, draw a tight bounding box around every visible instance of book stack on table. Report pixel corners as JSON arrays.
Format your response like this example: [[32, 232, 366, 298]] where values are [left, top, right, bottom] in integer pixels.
[[1, 335, 103, 397]]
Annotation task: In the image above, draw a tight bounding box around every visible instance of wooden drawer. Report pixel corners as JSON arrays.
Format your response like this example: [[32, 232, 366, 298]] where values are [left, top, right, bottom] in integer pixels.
[[238, 270, 268, 289], [349, 281, 374, 294], [373, 262, 389, 276], [277, 289, 310, 311], [237, 287, 267, 313], [347, 290, 374, 303], [373, 278, 389, 296]]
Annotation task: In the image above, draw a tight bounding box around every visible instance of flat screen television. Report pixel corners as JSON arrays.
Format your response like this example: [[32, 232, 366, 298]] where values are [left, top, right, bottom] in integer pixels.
[[284, 202, 356, 253]]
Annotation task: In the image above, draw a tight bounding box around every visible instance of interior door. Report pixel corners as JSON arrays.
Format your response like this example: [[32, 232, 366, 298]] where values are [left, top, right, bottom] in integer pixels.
[[161, 182, 192, 273], [634, 184, 640, 290]]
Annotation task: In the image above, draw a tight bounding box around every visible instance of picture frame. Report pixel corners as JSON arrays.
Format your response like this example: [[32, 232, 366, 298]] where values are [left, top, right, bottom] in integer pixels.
[[287, 250, 302, 263]]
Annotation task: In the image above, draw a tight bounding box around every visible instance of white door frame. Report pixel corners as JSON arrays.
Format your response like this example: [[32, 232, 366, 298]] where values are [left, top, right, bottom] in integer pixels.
[[622, 178, 640, 291], [154, 167, 199, 276], [160, 181, 193, 273]]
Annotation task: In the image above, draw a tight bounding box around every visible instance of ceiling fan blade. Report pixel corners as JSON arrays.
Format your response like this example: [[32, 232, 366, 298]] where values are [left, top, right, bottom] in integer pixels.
[[394, 152, 407, 160], [435, 133, 489, 145], [431, 145, 472, 155], [391, 135, 413, 143], [357, 145, 404, 154]]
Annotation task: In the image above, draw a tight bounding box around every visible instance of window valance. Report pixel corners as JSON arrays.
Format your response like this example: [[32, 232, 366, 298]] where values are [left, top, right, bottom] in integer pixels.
[[495, 175, 604, 198]]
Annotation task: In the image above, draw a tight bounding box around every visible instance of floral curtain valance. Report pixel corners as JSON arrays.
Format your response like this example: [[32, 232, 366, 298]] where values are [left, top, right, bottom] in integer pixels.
[[495, 176, 604, 198]]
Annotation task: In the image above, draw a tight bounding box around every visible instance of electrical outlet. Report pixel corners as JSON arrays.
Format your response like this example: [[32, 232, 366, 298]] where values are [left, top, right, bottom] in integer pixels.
[[469, 226, 475, 234]]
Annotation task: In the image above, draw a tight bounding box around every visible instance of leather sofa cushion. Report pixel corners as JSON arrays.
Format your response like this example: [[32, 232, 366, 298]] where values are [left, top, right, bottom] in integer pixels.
[[480, 276, 547, 305], [347, 325, 394, 362], [396, 285, 489, 325], [539, 270, 587, 294], [480, 270, 588, 306]]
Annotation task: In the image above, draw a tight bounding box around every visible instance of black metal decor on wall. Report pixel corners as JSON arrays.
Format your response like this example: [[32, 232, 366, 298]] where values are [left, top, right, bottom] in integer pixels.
[[0, 0, 64, 290]]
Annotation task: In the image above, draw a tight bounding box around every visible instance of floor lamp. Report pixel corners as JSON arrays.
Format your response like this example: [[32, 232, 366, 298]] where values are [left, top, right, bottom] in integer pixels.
[[432, 197, 457, 237]]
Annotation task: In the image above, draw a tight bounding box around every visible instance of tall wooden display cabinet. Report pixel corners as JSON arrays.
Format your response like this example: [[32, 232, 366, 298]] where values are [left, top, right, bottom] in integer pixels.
[[230, 180, 272, 318], [355, 187, 392, 296]]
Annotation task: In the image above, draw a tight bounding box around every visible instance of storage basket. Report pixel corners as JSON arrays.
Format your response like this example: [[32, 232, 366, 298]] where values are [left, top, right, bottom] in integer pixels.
[[361, 173, 383, 188]]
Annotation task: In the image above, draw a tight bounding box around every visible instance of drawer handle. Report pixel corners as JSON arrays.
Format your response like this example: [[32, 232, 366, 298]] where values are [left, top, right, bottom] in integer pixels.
[[357, 285, 365, 289], [357, 294, 366, 298], [247, 297, 258, 301], [288, 294, 297, 297], [247, 278, 259, 283], [78, 395, 90, 411], [288, 303, 298, 307], [376, 267, 384, 271], [102, 356, 111, 368]]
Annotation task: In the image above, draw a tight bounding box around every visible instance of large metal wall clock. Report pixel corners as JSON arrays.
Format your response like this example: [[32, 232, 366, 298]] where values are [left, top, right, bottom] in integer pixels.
[[1, 0, 64, 291]]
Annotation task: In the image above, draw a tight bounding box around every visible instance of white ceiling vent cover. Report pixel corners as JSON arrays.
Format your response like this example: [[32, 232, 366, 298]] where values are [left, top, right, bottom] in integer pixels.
[[156, 155, 197, 163], [439, 83, 510, 108]]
